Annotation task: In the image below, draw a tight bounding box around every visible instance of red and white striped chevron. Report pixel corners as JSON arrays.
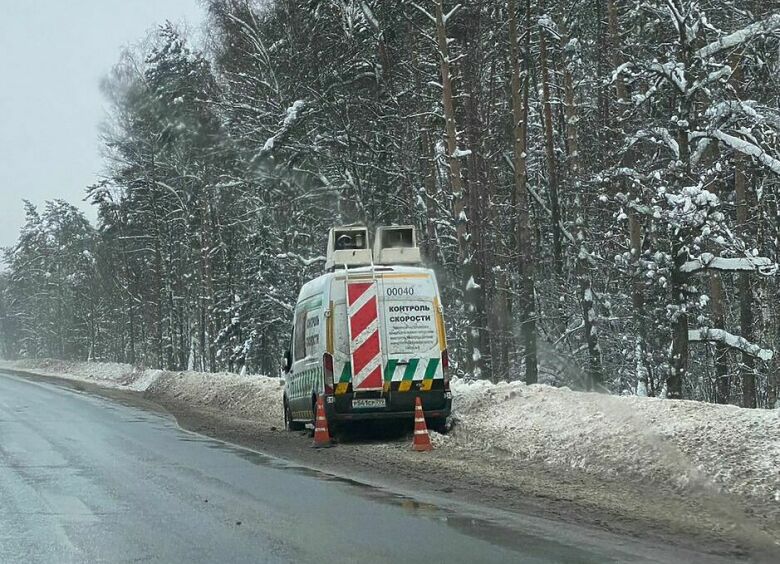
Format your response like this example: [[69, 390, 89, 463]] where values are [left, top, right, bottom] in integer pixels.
[[346, 281, 384, 391]]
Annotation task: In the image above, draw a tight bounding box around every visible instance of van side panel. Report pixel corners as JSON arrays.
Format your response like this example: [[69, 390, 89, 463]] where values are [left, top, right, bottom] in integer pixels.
[[288, 293, 324, 420]]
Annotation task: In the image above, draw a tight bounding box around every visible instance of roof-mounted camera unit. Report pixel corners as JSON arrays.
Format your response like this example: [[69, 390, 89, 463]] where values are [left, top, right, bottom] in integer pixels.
[[373, 225, 422, 266], [325, 226, 373, 271]]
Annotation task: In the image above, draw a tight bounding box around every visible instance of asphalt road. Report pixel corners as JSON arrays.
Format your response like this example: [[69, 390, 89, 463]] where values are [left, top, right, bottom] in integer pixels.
[[0, 371, 746, 563]]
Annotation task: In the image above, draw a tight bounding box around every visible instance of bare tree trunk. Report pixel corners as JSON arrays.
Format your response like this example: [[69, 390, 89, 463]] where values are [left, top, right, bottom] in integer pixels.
[[735, 161, 756, 407], [594, 0, 610, 153], [165, 232, 177, 370], [668, 162, 691, 398], [492, 270, 511, 382], [462, 5, 490, 379], [773, 184, 780, 409], [539, 4, 563, 278], [420, 127, 439, 260], [509, 0, 538, 384], [607, 0, 627, 104], [710, 270, 730, 402], [119, 222, 137, 365], [561, 20, 603, 389], [668, 12, 694, 400], [669, 241, 689, 399], [628, 210, 651, 395], [434, 0, 466, 258], [412, 30, 438, 260], [148, 154, 166, 370], [200, 187, 217, 373], [433, 0, 484, 377]]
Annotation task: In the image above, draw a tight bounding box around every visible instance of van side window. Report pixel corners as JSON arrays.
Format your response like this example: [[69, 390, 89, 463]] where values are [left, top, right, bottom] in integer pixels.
[[294, 310, 307, 361]]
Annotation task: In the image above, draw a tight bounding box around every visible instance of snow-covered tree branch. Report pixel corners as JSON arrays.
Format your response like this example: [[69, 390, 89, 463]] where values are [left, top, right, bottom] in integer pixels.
[[681, 253, 777, 275], [696, 14, 780, 59], [689, 328, 774, 362]]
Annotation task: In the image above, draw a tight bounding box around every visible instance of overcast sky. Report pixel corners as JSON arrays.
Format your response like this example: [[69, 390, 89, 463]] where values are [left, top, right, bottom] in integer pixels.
[[0, 0, 205, 252]]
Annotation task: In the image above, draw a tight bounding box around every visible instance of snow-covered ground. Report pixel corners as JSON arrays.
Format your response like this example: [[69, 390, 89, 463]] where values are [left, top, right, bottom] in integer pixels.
[[146, 368, 285, 425], [449, 377, 780, 503], [2, 358, 777, 506]]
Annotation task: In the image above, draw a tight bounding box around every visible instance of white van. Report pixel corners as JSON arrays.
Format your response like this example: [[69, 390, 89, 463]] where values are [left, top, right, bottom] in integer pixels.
[[282, 226, 452, 432]]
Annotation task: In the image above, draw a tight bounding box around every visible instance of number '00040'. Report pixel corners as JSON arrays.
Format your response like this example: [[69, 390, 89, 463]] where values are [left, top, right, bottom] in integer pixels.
[[386, 286, 414, 297]]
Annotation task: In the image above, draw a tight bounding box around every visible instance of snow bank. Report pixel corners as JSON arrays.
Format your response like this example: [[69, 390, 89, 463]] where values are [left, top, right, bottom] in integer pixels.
[[0, 358, 284, 429], [3, 359, 777, 504], [450, 377, 780, 502], [147, 369, 284, 428], [1, 358, 159, 392]]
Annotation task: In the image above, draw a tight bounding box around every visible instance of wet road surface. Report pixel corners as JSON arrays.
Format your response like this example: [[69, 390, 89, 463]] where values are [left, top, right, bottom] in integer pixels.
[[0, 371, 744, 563]]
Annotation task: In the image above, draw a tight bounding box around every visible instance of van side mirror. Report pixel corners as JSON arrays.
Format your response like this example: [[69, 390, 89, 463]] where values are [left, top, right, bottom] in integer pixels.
[[282, 350, 292, 373]]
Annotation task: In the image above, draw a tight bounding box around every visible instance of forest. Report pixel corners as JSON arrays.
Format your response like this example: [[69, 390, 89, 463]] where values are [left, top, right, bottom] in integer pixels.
[[1, 0, 779, 408]]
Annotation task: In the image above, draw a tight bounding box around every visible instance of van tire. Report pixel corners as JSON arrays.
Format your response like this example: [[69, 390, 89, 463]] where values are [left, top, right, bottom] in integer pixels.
[[284, 399, 304, 431], [428, 417, 448, 435]]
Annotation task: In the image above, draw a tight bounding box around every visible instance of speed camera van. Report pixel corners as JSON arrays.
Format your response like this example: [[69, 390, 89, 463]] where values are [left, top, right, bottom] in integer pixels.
[[282, 226, 452, 432]]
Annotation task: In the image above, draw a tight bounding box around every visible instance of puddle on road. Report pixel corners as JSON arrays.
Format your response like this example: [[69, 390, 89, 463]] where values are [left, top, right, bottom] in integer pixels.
[[176, 430, 610, 563]]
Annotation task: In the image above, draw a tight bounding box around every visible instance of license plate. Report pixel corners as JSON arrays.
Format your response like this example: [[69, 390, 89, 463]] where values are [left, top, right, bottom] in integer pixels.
[[352, 398, 386, 409]]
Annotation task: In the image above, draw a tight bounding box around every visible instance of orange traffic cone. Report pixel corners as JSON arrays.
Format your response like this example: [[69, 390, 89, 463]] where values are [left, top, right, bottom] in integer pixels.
[[312, 396, 333, 448], [412, 397, 433, 452]]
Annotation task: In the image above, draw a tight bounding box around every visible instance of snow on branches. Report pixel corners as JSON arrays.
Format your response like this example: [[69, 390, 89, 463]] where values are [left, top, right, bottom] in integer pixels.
[[256, 99, 306, 158], [681, 253, 777, 276], [689, 328, 774, 361], [696, 14, 780, 60]]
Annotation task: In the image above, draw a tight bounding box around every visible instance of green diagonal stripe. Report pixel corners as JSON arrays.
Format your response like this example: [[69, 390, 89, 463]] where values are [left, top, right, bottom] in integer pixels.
[[424, 358, 440, 379], [402, 359, 419, 380], [384, 359, 398, 382], [339, 362, 352, 383]]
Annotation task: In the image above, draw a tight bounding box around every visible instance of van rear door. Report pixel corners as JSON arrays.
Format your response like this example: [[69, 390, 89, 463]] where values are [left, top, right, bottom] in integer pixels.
[[344, 280, 384, 391], [378, 274, 444, 392]]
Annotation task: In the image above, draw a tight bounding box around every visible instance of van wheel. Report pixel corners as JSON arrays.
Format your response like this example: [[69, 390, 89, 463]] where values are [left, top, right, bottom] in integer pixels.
[[284, 400, 304, 431], [428, 417, 448, 435]]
